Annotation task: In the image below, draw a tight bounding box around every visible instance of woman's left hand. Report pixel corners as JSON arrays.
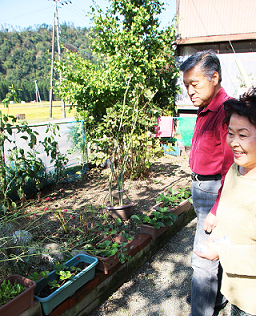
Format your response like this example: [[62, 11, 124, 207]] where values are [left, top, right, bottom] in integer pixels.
[[195, 239, 220, 261]]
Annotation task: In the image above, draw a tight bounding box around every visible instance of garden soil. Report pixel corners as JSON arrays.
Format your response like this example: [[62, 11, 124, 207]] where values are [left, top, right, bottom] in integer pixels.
[[20, 152, 193, 244], [39, 152, 192, 217]]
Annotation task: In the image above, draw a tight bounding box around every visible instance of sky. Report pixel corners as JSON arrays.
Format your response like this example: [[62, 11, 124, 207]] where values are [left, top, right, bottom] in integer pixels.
[[0, 0, 176, 30]]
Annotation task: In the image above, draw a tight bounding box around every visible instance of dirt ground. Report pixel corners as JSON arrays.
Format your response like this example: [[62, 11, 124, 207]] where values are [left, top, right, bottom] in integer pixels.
[[20, 151, 193, 243], [1, 150, 192, 279], [29, 150, 192, 233], [44, 151, 192, 215]]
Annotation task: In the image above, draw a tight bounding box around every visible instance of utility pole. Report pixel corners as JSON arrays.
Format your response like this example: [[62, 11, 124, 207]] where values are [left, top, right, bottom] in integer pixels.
[[49, 0, 71, 119], [55, 1, 66, 118], [49, 9, 55, 118]]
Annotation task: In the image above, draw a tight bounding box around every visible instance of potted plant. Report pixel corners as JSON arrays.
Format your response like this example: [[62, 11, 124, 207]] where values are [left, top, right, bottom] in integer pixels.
[[0, 274, 36, 316], [92, 79, 158, 221], [105, 189, 134, 221], [84, 233, 133, 274], [101, 79, 137, 220], [154, 187, 192, 216], [33, 254, 98, 315], [131, 208, 178, 240]]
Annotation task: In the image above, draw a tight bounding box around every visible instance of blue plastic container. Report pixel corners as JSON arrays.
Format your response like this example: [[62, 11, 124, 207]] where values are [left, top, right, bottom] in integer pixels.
[[34, 254, 98, 315], [161, 144, 181, 156]]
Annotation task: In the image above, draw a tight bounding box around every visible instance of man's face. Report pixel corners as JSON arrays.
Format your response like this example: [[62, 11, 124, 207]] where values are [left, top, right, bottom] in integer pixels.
[[183, 65, 218, 108]]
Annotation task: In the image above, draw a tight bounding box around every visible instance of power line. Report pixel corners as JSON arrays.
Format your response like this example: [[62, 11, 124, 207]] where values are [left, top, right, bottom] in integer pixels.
[[189, 0, 237, 91], [0, 6, 52, 24], [210, 0, 236, 55], [210, 0, 251, 88], [62, 4, 89, 22], [42, 22, 96, 59], [59, 35, 97, 59], [191, 0, 209, 36]]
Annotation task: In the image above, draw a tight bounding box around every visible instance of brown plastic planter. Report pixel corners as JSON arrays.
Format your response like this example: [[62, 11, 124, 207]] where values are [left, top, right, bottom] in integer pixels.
[[86, 235, 131, 274], [0, 274, 36, 316], [139, 222, 169, 241], [153, 199, 191, 217], [106, 202, 134, 220], [169, 200, 191, 216]]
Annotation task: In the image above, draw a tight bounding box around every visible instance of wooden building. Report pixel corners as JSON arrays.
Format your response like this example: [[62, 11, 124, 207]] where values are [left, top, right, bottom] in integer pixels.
[[175, 0, 256, 114]]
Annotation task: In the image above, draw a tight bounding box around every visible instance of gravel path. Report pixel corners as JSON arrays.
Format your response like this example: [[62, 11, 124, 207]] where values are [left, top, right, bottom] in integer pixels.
[[90, 218, 231, 316]]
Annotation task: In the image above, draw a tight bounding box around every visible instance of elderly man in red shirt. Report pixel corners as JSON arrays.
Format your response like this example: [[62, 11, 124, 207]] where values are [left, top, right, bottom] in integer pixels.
[[179, 50, 234, 316]]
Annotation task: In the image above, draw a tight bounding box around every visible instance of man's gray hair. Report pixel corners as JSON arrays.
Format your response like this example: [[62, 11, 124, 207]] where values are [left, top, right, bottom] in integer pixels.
[[179, 50, 222, 83]]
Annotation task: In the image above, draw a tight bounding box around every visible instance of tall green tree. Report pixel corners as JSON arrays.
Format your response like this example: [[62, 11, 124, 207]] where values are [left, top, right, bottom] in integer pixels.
[[92, 0, 179, 111], [55, 0, 179, 178], [56, 0, 178, 121]]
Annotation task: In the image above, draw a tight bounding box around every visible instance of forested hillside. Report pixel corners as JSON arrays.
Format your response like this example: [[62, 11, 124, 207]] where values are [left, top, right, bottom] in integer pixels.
[[0, 23, 93, 102]]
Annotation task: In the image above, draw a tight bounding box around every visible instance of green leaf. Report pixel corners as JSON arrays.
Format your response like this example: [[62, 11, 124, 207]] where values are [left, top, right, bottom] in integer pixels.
[[130, 215, 141, 221], [115, 217, 122, 225], [6, 123, 12, 135]]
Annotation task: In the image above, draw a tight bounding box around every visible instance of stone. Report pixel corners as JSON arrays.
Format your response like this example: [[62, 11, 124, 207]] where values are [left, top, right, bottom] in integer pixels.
[[13, 230, 33, 245], [42, 242, 64, 262]]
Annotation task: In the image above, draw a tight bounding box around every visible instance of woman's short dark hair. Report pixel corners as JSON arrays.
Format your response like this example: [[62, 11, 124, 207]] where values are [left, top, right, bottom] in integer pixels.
[[223, 87, 256, 127], [179, 50, 222, 83]]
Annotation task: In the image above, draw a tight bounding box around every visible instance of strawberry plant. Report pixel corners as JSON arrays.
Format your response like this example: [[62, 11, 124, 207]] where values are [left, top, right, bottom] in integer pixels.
[[131, 208, 177, 229], [84, 233, 133, 264], [156, 187, 192, 208], [33, 262, 85, 297], [0, 279, 26, 307]]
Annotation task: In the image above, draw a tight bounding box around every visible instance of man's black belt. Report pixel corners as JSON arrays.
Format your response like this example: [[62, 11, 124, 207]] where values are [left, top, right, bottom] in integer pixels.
[[191, 172, 222, 181]]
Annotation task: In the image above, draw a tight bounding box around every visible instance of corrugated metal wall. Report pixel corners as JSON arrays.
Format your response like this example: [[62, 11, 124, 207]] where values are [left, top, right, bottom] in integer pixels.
[[177, 0, 256, 38]]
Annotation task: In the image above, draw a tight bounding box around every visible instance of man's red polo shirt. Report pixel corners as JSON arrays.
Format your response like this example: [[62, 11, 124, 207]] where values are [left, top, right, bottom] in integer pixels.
[[189, 87, 234, 215]]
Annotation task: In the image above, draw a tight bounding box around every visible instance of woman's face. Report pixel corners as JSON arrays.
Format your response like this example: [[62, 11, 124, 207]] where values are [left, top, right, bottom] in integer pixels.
[[227, 113, 256, 176]]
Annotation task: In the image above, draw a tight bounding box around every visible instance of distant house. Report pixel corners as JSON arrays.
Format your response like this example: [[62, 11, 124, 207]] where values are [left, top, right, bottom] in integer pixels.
[[175, 0, 256, 114]]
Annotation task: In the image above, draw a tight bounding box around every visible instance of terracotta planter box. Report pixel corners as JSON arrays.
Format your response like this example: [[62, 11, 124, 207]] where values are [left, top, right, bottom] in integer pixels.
[[153, 199, 191, 217], [139, 222, 169, 241], [106, 202, 134, 221], [0, 274, 36, 316], [170, 199, 191, 216], [34, 254, 98, 315], [86, 235, 131, 274], [94, 253, 120, 274], [128, 238, 141, 257]]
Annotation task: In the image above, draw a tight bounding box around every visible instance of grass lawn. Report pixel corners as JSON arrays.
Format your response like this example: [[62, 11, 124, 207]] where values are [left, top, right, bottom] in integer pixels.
[[0, 101, 76, 123]]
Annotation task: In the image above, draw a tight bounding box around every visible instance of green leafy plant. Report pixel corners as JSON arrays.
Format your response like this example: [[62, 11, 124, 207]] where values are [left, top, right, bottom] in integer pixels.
[[156, 187, 192, 208], [1, 121, 45, 210], [30, 263, 82, 296], [28, 271, 50, 283], [99, 78, 159, 207], [87, 217, 134, 250], [131, 187, 191, 229], [83, 233, 133, 264], [0, 279, 26, 307], [0, 87, 70, 214], [7, 121, 46, 200], [47, 264, 81, 290], [131, 208, 177, 229]]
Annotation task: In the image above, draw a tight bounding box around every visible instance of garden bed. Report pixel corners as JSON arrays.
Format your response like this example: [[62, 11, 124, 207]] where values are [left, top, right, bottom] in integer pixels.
[[0, 154, 191, 280]]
